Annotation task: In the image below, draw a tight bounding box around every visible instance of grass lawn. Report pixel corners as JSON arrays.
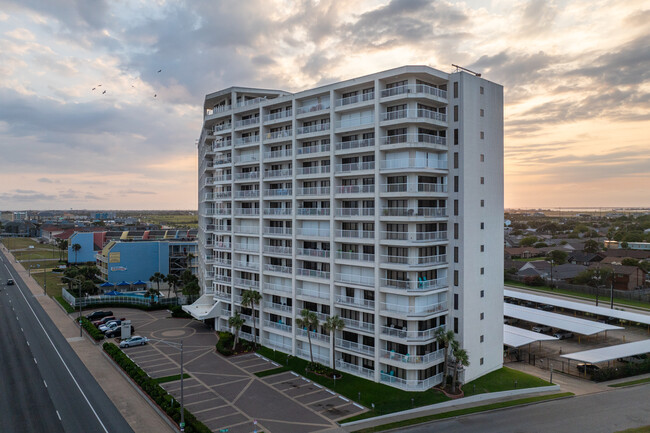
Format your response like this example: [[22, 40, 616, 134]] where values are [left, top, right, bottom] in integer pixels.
[[609, 377, 650, 388], [349, 392, 574, 433], [13, 248, 65, 261], [21, 260, 66, 273], [462, 367, 551, 397], [504, 280, 650, 310], [512, 257, 544, 262], [141, 213, 198, 229], [1, 237, 41, 250], [257, 346, 450, 418], [32, 271, 66, 298]]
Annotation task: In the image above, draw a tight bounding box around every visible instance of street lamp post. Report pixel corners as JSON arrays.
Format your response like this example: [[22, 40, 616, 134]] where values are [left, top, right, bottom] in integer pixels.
[[150, 338, 185, 432]]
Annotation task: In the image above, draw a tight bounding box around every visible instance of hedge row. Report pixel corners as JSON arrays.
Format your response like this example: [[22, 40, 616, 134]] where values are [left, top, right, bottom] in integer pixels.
[[80, 317, 104, 341], [216, 331, 234, 356], [170, 305, 192, 318], [55, 296, 75, 313], [103, 343, 211, 433], [79, 302, 173, 312], [592, 359, 650, 382]]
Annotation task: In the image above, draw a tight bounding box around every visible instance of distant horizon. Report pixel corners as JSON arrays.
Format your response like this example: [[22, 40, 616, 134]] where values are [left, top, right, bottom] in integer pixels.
[[3, 207, 650, 213]]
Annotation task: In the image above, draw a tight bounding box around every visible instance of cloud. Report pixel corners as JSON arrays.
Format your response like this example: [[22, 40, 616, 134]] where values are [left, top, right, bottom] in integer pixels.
[[37, 177, 58, 183], [119, 189, 157, 195]]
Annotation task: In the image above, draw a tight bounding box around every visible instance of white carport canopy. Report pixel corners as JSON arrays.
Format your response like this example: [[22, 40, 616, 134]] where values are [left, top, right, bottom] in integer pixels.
[[561, 339, 650, 364], [505, 289, 650, 326], [504, 324, 558, 348], [182, 294, 221, 320], [504, 303, 624, 336]]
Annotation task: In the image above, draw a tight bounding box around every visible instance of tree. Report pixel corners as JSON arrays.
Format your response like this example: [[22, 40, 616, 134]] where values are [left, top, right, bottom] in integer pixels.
[[71, 243, 81, 263], [435, 328, 456, 388], [228, 312, 245, 350], [241, 289, 262, 348], [621, 258, 639, 267], [165, 274, 179, 298], [79, 265, 100, 282], [519, 236, 538, 247], [56, 239, 68, 262], [451, 342, 470, 393], [296, 309, 320, 364], [182, 280, 200, 296], [546, 250, 568, 265], [583, 239, 600, 253], [81, 279, 96, 296], [323, 315, 345, 374], [149, 272, 165, 293]]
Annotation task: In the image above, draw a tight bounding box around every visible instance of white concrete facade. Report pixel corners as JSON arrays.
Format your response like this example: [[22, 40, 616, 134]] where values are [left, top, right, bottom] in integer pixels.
[[196, 65, 504, 390]]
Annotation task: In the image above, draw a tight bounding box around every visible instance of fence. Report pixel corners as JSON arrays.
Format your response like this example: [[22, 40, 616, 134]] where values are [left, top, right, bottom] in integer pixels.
[[61, 287, 194, 308]]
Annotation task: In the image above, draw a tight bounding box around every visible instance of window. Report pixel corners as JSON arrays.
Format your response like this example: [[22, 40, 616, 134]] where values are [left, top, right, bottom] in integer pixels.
[[454, 246, 459, 263], [453, 82, 458, 98], [480, 131, 484, 140], [454, 152, 459, 169], [480, 108, 484, 117], [480, 290, 484, 298], [480, 357, 484, 365], [480, 86, 484, 95], [480, 222, 485, 230], [453, 105, 458, 122], [480, 267, 485, 275], [480, 177, 484, 184], [454, 223, 459, 239], [480, 335, 484, 343], [480, 199, 485, 207], [480, 154, 485, 162], [480, 312, 484, 320], [454, 200, 459, 216], [454, 317, 459, 333], [454, 294, 458, 310], [454, 270, 459, 286], [454, 129, 459, 145], [454, 176, 459, 193], [480, 244, 484, 252]]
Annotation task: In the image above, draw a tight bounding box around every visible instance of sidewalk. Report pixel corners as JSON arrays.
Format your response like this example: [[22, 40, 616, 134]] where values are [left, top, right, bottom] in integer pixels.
[[505, 361, 607, 395], [1, 245, 175, 433]]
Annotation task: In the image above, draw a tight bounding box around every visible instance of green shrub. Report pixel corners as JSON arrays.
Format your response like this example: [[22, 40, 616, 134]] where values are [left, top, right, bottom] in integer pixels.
[[307, 362, 335, 376], [80, 317, 104, 341], [55, 296, 75, 313], [592, 359, 650, 382], [103, 343, 211, 433], [170, 305, 192, 318], [216, 331, 234, 356]]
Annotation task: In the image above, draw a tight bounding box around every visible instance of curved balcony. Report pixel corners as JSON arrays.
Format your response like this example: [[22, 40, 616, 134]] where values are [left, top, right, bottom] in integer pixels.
[[379, 159, 447, 172], [381, 183, 447, 194], [380, 207, 447, 218], [379, 300, 447, 316], [380, 83, 447, 101], [381, 277, 447, 292]]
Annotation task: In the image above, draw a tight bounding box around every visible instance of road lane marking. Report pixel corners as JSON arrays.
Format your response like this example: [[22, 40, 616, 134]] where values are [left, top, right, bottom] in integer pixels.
[[16, 282, 110, 433], [34, 358, 37, 364], [56, 411, 62, 421], [44, 380, 48, 388]]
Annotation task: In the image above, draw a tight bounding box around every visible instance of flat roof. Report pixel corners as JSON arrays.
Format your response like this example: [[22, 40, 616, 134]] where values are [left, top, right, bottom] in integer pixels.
[[561, 339, 650, 364], [504, 324, 558, 348], [505, 288, 650, 326], [504, 304, 624, 336]]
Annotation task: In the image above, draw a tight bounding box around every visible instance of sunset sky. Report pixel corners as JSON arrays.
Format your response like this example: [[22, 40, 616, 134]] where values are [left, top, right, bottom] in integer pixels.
[[1, 0, 648, 210]]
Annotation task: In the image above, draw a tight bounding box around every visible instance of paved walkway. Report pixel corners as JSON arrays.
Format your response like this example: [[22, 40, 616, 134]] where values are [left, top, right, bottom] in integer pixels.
[[0, 245, 175, 433]]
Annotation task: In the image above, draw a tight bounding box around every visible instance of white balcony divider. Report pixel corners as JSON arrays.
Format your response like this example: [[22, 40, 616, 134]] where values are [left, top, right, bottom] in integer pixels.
[[336, 338, 375, 356], [335, 138, 375, 151], [335, 296, 375, 309]]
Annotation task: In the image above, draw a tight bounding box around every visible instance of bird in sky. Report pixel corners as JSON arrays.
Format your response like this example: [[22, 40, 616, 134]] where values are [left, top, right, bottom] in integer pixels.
[[154, 94, 157, 98], [97, 84, 102, 87], [102, 90, 106, 94], [92, 87, 96, 90], [157, 69, 162, 73]]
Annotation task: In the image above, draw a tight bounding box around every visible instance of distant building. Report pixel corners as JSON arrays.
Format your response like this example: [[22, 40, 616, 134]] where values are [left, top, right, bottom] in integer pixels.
[[92, 212, 116, 220], [12, 211, 28, 222]]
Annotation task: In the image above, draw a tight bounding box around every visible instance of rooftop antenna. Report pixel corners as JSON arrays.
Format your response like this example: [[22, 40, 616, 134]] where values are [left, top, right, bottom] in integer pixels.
[[452, 64, 481, 77]]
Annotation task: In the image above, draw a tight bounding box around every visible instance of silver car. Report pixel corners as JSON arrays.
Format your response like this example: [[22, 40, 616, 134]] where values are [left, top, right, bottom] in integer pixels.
[[119, 336, 148, 348]]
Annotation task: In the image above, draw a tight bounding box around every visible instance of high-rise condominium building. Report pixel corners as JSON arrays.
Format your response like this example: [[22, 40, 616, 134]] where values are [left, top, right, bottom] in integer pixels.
[[191, 65, 503, 390]]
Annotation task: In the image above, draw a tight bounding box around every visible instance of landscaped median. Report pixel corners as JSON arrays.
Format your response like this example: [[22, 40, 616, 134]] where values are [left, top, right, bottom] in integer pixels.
[[103, 342, 210, 433]]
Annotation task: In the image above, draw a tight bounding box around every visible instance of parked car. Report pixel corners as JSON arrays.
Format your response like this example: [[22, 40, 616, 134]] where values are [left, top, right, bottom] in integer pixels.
[[119, 336, 148, 348], [7, 279, 15, 285], [99, 320, 122, 333], [617, 354, 648, 364], [598, 317, 619, 325], [537, 304, 554, 311], [504, 318, 519, 325], [86, 311, 113, 321], [532, 325, 552, 333], [554, 331, 574, 340], [92, 316, 116, 327], [576, 363, 600, 373], [105, 326, 135, 338]]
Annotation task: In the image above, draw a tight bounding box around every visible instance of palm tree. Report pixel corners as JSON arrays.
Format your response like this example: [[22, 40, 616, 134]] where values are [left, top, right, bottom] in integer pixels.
[[435, 327, 456, 389], [57, 239, 68, 262], [296, 309, 320, 364], [149, 272, 165, 293], [241, 289, 262, 347], [451, 343, 470, 393], [71, 243, 81, 264], [165, 274, 179, 298], [228, 312, 245, 350], [323, 315, 345, 374]]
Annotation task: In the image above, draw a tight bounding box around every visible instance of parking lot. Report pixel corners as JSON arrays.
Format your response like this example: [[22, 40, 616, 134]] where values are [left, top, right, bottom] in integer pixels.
[[97, 308, 366, 432]]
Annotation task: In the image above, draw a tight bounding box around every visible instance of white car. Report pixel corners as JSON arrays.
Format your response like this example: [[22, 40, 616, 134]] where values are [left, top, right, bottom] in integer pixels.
[[119, 336, 148, 348], [99, 321, 120, 333]]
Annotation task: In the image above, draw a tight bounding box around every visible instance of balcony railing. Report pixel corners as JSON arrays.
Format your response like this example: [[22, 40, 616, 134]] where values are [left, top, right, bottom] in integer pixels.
[[235, 135, 261, 146], [379, 372, 443, 391], [382, 183, 447, 193], [296, 208, 330, 216], [335, 208, 374, 217], [381, 277, 447, 291], [234, 278, 260, 289], [335, 161, 375, 173], [335, 273, 373, 287], [233, 243, 258, 252], [211, 157, 232, 167], [263, 245, 292, 255], [235, 117, 260, 128], [234, 190, 260, 199], [203, 208, 231, 216], [381, 324, 445, 341], [263, 208, 292, 216], [341, 317, 375, 333], [296, 103, 330, 115], [295, 227, 329, 237], [382, 133, 446, 147], [264, 263, 292, 274], [234, 171, 260, 181], [335, 138, 375, 152], [381, 231, 448, 242], [214, 274, 231, 284], [296, 123, 331, 135], [335, 296, 375, 310], [296, 286, 329, 299], [296, 268, 330, 280], [263, 281, 291, 293], [336, 338, 374, 356], [234, 154, 259, 164], [380, 207, 447, 218], [335, 115, 374, 129], [236, 97, 266, 108], [264, 169, 292, 178], [336, 251, 374, 262], [263, 110, 292, 122], [335, 229, 374, 239], [296, 186, 330, 196], [296, 143, 330, 156], [297, 328, 330, 343], [264, 301, 292, 313], [212, 241, 231, 250], [212, 140, 232, 150], [335, 92, 374, 107], [263, 226, 292, 236], [264, 319, 292, 333], [381, 254, 447, 266], [233, 225, 259, 235], [380, 83, 447, 99], [264, 129, 292, 140], [264, 149, 292, 160], [296, 166, 330, 176], [380, 158, 447, 171], [380, 300, 447, 315], [234, 260, 259, 270], [233, 208, 260, 216], [206, 104, 232, 116], [205, 174, 232, 184], [336, 360, 374, 380], [335, 185, 374, 194], [381, 348, 444, 365], [296, 248, 330, 259]]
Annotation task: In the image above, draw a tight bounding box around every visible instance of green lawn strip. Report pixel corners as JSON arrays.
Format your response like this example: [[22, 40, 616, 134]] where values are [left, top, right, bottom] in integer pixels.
[[55, 296, 75, 313], [32, 271, 65, 298], [257, 346, 449, 416], [254, 366, 291, 378], [350, 392, 574, 433], [616, 426, 650, 433], [505, 280, 650, 310], [512, 257, 544, 262], [154, 373, 191, 384], [609, 377, 650, 388], [13, 249, 62, 260], [462, 367, 551, 397], [1, 237, 41, 250]]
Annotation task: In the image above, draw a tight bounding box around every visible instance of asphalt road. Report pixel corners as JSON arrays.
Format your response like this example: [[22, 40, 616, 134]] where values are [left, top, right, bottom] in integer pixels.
[[398, 384, 650, 433], [0, 255, 134, 433]]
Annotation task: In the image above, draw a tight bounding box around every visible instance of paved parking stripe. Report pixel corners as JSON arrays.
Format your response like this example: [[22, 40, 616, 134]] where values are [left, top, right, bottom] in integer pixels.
[[190, 402, 231, 415], [296, 390, 335, 404], [188, 404, 237, 419], [261, 371, 296, 384], [204, 413, 248, 431]]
